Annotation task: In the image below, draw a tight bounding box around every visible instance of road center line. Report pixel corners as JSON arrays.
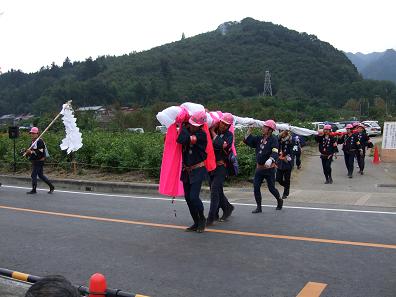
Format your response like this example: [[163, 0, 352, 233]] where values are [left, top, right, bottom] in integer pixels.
[[0, 204, 395, 250], [296, 282, 327, 297], [2, 185, 396, 215]]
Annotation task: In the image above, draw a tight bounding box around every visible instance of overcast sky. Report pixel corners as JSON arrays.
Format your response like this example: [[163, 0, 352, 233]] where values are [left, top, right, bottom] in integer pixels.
[[0, 0, 395, 73]]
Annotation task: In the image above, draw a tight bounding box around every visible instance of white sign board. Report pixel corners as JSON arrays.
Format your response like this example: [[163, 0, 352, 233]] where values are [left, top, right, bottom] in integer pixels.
[[382, 122, 396, 149]]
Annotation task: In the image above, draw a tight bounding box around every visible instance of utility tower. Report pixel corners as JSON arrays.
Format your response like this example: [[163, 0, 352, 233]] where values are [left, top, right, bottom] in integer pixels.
[[263, 70, 272, 96]]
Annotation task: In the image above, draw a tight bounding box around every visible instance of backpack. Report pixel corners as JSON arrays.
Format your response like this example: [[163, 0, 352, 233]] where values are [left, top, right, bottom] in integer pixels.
[[42, 140, 50, 158], [225, 150, 239, 176]]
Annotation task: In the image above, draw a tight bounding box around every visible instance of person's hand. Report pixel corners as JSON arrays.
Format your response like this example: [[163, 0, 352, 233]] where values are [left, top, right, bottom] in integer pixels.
[[318, 129, 324, 136], [26, 149, 32, 155], [286, 155, 292, 162]]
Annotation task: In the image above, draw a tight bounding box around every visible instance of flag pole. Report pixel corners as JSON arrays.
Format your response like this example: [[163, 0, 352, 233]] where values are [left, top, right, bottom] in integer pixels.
[[24, 100, 72, 156]]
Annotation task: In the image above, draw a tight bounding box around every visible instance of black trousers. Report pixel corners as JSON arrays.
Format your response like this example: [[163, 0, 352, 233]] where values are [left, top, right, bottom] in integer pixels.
[[294, 152, 301, 167], [182, 167, 206, 223], [31, 161, 53, 189], [276, 169, 291, 197], [253, 168, 280, 209], [320, 156, 333, 179], [344, 152, 355, 176], [356, 150, 365, 172], [208, 165, 232, 221]]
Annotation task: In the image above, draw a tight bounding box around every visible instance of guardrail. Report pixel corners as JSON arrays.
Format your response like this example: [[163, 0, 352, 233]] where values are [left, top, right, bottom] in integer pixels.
[[0, 268, 149, 297]]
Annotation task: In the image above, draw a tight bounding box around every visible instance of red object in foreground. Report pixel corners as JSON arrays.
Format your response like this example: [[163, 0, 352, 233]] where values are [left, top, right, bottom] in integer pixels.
[[372, 145, 381, 164], [89, 273, 107, 297]]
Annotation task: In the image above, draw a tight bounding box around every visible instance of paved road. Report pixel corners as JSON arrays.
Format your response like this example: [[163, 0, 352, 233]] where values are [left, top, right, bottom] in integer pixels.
[[0, 185, 395, 297]]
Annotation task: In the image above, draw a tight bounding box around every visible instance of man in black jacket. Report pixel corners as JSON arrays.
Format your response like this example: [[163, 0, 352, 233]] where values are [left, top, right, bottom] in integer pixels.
[[276, 130, 294, 199], [176, 111, 208, 233], [338, 124, 360, 178], [355, 123, 373, 175], [25, 127, 54, 194], [207, 113, 235, 226], [315, 124, 338, 184], [244, 120, 283, 213]]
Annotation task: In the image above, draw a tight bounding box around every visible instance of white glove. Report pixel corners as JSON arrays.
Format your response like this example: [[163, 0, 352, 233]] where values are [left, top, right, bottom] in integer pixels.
[[264, 159, 273, 167]]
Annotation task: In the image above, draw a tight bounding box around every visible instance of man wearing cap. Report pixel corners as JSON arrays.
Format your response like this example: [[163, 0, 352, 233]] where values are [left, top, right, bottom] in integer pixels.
[[315, 125, 338, 184], [276, 129, 294, 199], [177, 111, 208, 233], [355, 123, 373, 175], [25, 127, 55, 194], [292, 134, 303, 169], [207, 113, 235, 226], [244, 120, 283, 213], [338, 124, 360, 178]]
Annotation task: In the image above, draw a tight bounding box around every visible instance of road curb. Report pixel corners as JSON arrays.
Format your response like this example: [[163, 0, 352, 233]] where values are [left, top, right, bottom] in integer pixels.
[[0, 174, 212, 197]]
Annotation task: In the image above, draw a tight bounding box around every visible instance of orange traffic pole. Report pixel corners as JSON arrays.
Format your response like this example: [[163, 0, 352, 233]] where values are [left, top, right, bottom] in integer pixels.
[[372, 145, 381, 164]]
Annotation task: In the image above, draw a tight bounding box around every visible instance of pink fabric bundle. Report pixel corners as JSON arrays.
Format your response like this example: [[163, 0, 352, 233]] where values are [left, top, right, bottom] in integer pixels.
[[158, 107, 189, 197]]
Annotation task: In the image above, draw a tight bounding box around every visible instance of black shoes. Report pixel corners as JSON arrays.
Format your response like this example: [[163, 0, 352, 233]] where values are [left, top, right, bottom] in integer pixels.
[[324, 179, 330, 184], [282, 194, 288, 199], [220, 204, 234, 221], [252, 207, 262, 214], [185, 224, 198, 232], [27, 189, 37, 194], [359, 170, 364, 175], [348, 174, 353, 178], [196, 217, 206, 233], [276, 198, 283, 210], [329, 177, 333, 184], [48, 186, 55, 194]]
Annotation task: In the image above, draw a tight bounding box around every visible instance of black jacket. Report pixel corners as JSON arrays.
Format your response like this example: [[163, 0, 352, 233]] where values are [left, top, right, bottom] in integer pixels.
[[212, 129, 233, 162], [177, 126, 207, 167], [338, 133, 360, 153], [29, 139, 46, 161], [315, 135, 338, 156], [244, 134, 279, 165], [277, 135, 294, 170]]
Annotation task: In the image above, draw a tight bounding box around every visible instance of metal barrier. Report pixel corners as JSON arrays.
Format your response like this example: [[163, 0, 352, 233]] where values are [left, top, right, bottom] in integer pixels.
[[0, 268, 149, 297]]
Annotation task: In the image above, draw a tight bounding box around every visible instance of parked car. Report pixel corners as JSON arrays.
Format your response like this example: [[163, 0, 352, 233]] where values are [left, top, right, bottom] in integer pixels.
[[336, 120, 356, 128], [362, 121, 381, 136], [311, 122, 339, 132], [126, 128, 144, 133], [155, 125, 167, 134]]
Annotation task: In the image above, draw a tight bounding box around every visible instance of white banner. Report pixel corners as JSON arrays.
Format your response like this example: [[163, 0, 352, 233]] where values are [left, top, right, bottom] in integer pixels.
[[382, 122, 396, 149]]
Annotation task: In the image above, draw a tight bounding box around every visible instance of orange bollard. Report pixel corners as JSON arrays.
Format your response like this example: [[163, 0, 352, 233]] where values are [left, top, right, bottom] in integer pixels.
[[372, 145, 381, 164], [89, 273, 107, 297]]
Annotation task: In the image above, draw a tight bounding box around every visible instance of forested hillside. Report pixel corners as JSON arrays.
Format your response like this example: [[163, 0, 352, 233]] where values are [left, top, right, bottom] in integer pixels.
[[1, 17, 395, 118]]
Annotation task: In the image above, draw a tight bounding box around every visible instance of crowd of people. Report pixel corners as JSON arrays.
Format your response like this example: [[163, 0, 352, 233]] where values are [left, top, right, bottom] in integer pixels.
[[177, 111, 374, 233], [20, 112, 374, 235]]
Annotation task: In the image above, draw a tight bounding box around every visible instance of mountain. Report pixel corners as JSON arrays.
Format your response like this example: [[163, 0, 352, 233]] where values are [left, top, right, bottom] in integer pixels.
[[0, 17, 392, 116], [346, 49, 396, 82]]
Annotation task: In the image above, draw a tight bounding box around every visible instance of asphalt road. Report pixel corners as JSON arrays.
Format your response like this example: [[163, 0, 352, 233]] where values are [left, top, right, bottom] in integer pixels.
[[0, 185, 395, 297]]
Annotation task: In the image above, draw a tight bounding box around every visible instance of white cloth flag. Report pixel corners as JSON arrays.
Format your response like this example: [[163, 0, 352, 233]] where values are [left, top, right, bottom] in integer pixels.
[[59, 103, 83, 154]]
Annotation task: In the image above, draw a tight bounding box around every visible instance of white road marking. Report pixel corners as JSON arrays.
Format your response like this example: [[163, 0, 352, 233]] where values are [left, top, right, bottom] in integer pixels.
[[2, 185, 396, 215]]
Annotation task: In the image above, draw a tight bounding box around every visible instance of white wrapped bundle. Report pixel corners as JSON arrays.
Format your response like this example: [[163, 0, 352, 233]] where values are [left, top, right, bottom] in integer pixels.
[[156, 102, 205, 128], [156, 102, 318, 135], [156, 106, 182, 128]]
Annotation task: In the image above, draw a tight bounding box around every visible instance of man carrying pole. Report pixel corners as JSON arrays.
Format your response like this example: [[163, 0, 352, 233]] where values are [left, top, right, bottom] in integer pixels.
[[24, 127, 54, 194]]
